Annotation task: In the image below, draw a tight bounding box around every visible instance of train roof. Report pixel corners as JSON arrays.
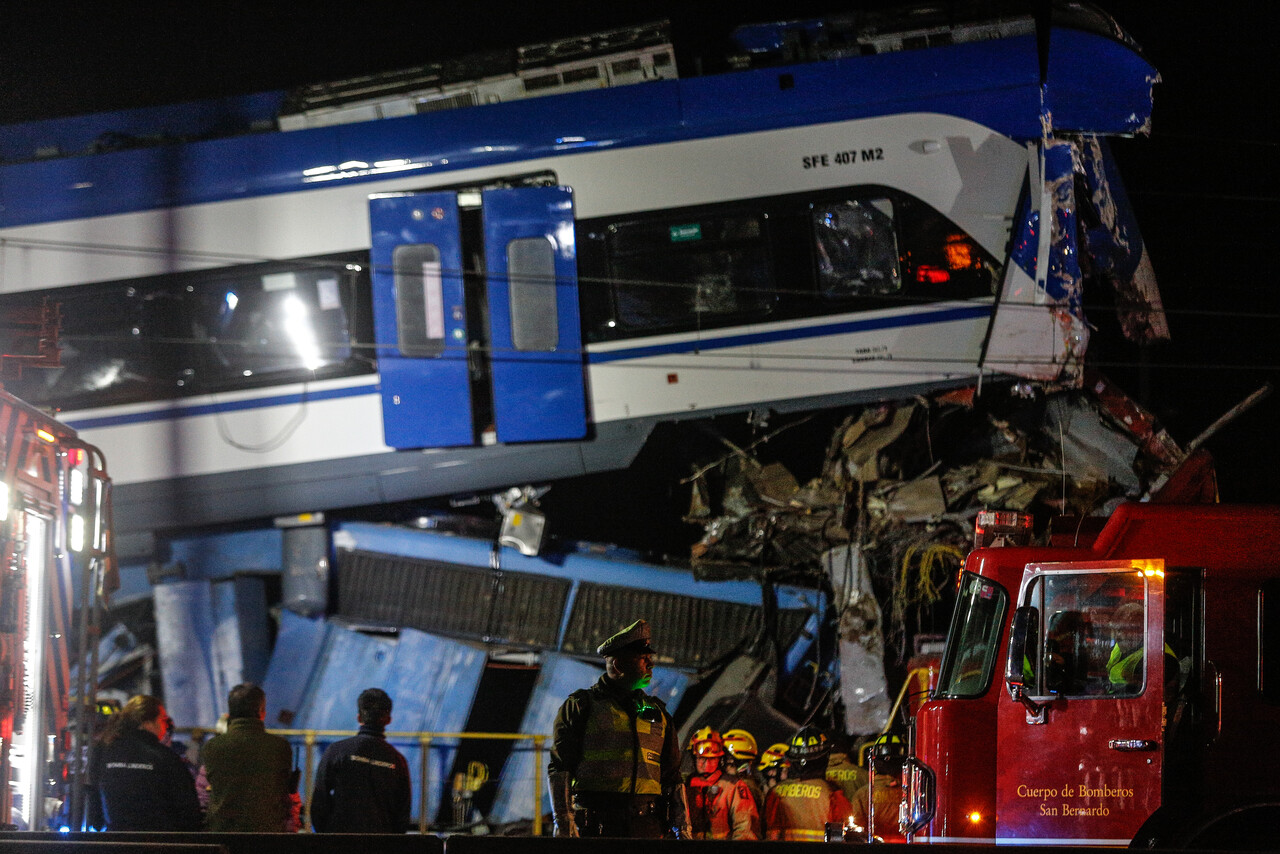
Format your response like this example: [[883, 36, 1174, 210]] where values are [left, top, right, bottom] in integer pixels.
[[0, 2, 1156, 230]]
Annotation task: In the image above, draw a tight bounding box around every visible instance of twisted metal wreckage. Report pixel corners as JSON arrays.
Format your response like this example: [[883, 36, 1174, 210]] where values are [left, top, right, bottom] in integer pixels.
[[679, 365, 1235, 734]]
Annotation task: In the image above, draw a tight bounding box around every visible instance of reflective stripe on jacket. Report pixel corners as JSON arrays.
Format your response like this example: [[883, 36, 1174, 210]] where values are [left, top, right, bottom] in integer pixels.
[[764, 778, 852, 841]]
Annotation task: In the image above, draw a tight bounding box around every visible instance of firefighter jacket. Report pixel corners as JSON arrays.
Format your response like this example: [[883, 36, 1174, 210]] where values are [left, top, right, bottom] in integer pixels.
[[311, 725, 412, 833], [851, 775, 905, 841], [687, 771, 760, 840], [825, 750, 868, 804], [94, 728, 202, 831], [200, 717, 294, 831], [763, 775, 853, 841], [549, 674, 683, 799]]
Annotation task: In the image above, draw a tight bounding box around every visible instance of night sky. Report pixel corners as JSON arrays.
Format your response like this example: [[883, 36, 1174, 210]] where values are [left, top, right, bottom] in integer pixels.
[[2, 1, 1277, 503]]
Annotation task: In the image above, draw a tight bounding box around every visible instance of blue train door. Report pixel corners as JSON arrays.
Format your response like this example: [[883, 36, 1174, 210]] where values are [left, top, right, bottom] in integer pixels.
[[369, 186, 586, 449]]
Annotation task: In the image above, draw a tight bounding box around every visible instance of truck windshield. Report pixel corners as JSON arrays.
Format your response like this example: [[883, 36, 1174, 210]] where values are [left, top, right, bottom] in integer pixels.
[[935, 572, 1009, 698]]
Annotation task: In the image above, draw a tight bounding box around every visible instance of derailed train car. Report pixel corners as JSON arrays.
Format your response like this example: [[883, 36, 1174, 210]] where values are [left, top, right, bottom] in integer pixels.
[[0, 1, 1163, 559]]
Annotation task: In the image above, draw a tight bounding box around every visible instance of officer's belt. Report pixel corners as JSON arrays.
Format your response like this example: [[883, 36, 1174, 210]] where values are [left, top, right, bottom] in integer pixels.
[[575, 792, 660, 817]]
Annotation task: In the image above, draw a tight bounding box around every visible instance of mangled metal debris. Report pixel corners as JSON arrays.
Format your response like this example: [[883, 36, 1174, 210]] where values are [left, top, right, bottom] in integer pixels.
[[686, 371, 1190, 734]]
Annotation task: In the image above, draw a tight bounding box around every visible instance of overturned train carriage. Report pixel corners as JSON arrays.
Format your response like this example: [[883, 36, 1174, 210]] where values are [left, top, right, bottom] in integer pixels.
[[152, 521, 822, 826]]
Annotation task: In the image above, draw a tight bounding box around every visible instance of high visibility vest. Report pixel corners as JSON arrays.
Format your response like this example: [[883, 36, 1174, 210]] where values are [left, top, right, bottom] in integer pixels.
[[574, 693, 667, 795]]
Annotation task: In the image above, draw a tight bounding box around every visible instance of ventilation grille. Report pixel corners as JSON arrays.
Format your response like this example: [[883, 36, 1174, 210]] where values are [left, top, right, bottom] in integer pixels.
[[336, 549, 569, 648], [562, 582, 808, 669]]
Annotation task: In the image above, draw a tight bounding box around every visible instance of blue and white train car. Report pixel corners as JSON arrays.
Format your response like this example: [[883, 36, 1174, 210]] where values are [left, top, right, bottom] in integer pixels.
[[0, 3, 1160, 549]]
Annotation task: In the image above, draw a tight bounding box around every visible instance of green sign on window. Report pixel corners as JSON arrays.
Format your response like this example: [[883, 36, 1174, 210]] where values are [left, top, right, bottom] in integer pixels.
[[669, 223, 702, 242]]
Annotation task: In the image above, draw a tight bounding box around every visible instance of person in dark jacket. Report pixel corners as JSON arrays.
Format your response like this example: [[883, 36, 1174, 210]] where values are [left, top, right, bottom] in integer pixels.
[[199, 683, 294, 831], [94, 694, 201, 831], [310, 687, 411, 833], [547, 619, 690, 839]]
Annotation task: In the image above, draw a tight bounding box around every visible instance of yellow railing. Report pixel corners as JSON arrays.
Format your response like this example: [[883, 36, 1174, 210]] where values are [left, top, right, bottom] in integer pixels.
[[181, 727, 547, 835]]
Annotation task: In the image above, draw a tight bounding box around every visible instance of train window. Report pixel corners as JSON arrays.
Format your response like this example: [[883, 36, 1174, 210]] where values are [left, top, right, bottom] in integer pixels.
[[392, 244, 446, 357], [811, 198, 901, 298], [0, 283, 177, 409], [192, 267, 355, 383], [900, 202, 999, 299], [604, 212, 773, 332], [0, 252, 372, 411], [506, 237, 558, 351]]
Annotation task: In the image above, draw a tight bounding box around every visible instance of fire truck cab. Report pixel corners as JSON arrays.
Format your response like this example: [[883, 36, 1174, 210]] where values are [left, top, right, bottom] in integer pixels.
[[906, 502, 1280, 848]]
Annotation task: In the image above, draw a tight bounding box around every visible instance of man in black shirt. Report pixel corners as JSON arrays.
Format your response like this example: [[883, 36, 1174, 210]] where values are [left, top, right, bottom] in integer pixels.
[[310, 688, 411, 832]]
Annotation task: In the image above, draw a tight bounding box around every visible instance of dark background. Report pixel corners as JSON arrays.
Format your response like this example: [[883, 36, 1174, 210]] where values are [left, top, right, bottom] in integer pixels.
[[1, 1, 1277, 504]]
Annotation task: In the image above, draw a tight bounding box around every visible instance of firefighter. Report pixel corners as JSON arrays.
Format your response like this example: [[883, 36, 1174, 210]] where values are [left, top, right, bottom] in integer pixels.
[[763, 726, 853, 841], [547, 619, 690, 839], [685, 727, 760, 839], [758, 743, 790, 790], [851, 734, 906, 842], [824, 740, 868, 807], [722, 728, 765, 810]]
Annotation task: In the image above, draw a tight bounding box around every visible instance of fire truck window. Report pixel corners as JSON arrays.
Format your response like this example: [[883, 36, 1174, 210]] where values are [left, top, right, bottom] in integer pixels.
[[1034, 571, 1147, 698], [1259, 578, 1280, 701], [935, 573, 1007, 699]]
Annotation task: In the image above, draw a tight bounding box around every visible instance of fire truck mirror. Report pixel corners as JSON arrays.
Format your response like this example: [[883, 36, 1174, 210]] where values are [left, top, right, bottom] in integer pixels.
[[1004, 605, 1038, 694], [1004, 606, 1049, 720]]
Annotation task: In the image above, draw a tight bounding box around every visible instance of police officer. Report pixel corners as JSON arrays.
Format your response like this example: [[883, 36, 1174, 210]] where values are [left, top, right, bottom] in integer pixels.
[[548, 619, 690, 838], [763, 726, 852, 841], [310, 687, 412, 833], [94, 695, 201, 831], [685, 727, 760, 839]]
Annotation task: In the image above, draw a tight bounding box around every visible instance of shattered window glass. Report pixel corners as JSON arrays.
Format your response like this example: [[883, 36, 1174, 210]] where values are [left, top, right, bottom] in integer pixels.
[[936, 572, 1008, 699], [811, 198, 901, 298], [605, 212, 774, 332]]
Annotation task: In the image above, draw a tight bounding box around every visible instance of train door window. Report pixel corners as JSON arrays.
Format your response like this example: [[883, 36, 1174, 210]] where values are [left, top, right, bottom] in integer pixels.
[[393, 244, 446, 357], [1259, 578, 1280, 700], [1026, 570, 1147, 698], [605, 211, 773, 333], [811, 198, 900, 298], [506, 237, 558, 351]]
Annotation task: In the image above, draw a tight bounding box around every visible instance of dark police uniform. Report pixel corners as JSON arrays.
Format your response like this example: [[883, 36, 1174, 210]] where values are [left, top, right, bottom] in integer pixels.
[[96, 729, 201, 831], [310, 724, 412, 832], [548, 620, 689, 838]]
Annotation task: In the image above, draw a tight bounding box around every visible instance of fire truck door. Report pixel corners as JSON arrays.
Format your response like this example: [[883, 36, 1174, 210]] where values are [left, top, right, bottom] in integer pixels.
[[996, 562, 1166, 845]]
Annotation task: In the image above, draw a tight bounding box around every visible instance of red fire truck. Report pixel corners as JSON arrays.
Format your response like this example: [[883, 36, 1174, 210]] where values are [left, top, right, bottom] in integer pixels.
[[0, 387, 114, 830], [904, 502, 1280, 848]]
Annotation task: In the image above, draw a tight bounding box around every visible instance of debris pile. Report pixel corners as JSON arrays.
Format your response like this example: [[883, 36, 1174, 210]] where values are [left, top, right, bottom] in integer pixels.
[[684, 371, 1191, 732]]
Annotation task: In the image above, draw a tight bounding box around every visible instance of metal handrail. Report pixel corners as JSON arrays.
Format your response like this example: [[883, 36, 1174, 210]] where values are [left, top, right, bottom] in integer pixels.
[[178, 727, 547, 835]]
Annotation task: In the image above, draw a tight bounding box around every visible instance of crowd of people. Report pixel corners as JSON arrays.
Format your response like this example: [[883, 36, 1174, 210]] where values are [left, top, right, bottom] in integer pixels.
[[91, 683, 410, 833], [92, 617, 903, 840], [548, 618, 907, 841]]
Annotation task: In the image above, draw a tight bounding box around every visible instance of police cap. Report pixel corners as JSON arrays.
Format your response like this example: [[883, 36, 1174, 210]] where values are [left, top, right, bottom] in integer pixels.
[[597, 619, 655, 656]]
